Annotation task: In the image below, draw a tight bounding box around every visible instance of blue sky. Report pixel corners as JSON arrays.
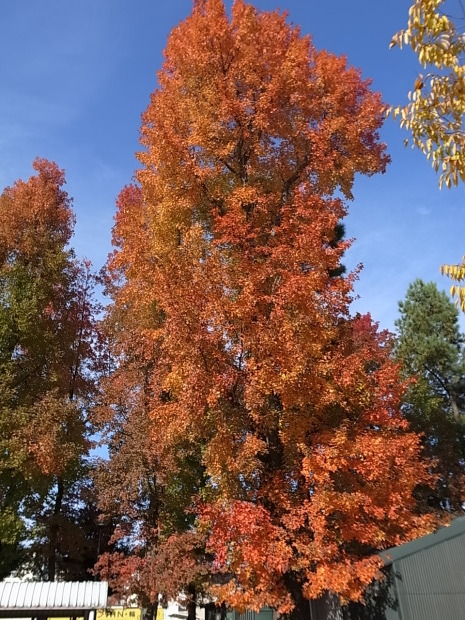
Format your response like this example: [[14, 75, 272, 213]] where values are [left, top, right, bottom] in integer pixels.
[[1, 0, 464, 331]]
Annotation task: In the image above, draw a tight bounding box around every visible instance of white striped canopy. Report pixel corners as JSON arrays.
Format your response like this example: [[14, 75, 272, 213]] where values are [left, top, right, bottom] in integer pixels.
[[0, 581, 108, 615]]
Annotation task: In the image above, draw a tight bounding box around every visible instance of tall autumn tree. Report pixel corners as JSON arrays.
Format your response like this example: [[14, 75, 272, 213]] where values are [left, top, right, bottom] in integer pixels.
[[107, 1, 434, 617], [0, 159, 99, 580], [395, 279, 465, 513]]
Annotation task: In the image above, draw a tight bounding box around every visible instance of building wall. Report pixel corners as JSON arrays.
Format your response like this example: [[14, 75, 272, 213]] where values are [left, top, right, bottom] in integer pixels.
[[390, 530, 465, 620]]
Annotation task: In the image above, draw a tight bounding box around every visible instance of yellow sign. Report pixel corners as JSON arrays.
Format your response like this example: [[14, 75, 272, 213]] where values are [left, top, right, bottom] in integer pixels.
[[96, 609, 163, 620]]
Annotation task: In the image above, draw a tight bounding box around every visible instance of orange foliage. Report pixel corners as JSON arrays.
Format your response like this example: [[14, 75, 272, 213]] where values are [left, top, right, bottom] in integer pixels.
[[0, 158, 74, 262], [0, 159, 99, 580], [0, 159, 94, 478], [107, 1, 434, 615]]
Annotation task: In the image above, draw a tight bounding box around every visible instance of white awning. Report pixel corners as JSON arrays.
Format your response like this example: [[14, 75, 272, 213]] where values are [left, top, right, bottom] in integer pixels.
[[0, 581, 108, 615]]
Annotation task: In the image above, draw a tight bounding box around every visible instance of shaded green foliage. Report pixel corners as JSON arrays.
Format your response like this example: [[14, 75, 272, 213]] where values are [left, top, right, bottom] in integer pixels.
[[395, 279, 465, 513]]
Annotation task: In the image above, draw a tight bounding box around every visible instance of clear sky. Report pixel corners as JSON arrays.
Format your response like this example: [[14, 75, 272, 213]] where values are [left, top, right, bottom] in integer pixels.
[[1, 0, 464, 331]]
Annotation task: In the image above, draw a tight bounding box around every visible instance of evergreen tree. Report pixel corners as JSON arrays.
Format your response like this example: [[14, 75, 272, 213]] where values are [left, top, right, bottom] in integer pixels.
[[395, 279, 465, 513]]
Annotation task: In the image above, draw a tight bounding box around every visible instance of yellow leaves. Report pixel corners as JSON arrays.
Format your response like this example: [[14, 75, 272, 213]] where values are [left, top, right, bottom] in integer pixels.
[[414, 76, 424, 91], [389, 30, 408, 50], [441, 259, 465, 310], [390, 1, 465, 188]]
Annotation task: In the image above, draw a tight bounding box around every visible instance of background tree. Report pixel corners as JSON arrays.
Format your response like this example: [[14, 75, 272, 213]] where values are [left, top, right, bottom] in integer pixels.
[[104, 2, 435, 618], [25, 470, 113, 581], [0, 159, 100, 580], [395, 279, 465, 513]]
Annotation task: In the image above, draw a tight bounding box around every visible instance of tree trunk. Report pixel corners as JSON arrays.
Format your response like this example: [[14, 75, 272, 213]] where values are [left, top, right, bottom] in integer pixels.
[[204, 603, 226, 620], [287, 596, 312, 620], [187, 583, 196, 620], [141, 602, 157, 620], [281, 573, 312, 620], [450, 391, 460, 422], [47, 477, 64, 581]]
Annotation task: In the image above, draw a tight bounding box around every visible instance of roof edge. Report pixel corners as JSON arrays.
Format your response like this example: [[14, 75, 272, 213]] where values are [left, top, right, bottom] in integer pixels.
[[380, 516, 465, 565]]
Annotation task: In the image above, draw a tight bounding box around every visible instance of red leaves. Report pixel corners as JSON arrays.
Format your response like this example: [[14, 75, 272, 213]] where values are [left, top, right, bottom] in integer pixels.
[[201, 501, 293, 613]]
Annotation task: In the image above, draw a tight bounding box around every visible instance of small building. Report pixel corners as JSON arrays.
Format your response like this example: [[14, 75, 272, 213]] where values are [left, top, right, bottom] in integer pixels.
[[225, 609, 273, 620], [310, 516, 465, 619], [378, 516, 465, 620], [205, 607, 273, 620], [0, 581, 108, 620]]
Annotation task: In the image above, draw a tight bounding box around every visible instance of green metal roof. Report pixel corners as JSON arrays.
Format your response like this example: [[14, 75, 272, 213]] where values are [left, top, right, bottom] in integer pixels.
[[380, 516, 465, 566]]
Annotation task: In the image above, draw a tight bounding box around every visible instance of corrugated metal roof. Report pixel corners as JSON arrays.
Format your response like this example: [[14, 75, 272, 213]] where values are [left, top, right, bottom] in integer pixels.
[[380, 516, 465, 566], [0, 582, 108, 611], [375, 517, 465, 620]]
